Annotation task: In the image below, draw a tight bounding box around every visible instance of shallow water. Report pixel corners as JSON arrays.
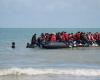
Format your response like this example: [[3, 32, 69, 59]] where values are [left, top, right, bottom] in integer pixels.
[[0, 28, 100, 80]]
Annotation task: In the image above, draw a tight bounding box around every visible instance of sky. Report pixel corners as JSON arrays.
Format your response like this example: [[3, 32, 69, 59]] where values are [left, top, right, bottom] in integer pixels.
[[0, 0, 100, 28]]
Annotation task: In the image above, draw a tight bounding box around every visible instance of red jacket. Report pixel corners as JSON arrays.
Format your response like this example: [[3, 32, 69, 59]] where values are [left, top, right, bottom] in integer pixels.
[[75, 33, 80, 40], [61, 33, 65, 41], [64, 33, 69, 41], [51, 34, 56, 42]]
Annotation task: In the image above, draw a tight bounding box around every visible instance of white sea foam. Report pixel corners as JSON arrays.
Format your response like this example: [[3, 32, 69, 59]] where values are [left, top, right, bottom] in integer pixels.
[[0, 68, 100, 76]]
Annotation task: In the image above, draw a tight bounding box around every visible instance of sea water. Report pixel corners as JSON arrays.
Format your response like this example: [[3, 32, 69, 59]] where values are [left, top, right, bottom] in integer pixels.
[[0, 28, 100, 80]]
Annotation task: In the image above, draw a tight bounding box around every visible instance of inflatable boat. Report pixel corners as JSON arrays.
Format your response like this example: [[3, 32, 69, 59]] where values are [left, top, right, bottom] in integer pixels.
[[26, 42, 99, 49]]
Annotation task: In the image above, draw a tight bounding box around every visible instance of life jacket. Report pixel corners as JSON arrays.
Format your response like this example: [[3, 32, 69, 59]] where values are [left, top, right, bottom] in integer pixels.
[[61, 33, 65, 41], [91, 35, 95, 41], [93, 34, 97, 40], [64, 33, 69, 41], [95, 33, 99, 40], [69, 34, 74, 40], [88, 34, 91, 41], [88, 34, 95, 41], [51, 34, 56, 42], [75, 33, 80, 40]]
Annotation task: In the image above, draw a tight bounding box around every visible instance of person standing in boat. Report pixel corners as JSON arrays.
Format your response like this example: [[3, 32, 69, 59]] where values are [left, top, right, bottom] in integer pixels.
[[61, 32, 66, 42], [56, 32, 62, 42], [31, 33, 37, 45], [68, 33, 74, 47], [94, 32, 100, 46], [75, 32, 81, 45], [51, 33, 56, 42]]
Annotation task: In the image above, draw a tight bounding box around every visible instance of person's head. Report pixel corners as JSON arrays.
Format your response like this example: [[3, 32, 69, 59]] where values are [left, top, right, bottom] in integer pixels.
[[12, 42, 15, 45]]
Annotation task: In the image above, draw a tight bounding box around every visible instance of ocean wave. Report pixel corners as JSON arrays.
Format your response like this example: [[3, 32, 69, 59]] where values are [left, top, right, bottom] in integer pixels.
[[0, 68, 100, 76]]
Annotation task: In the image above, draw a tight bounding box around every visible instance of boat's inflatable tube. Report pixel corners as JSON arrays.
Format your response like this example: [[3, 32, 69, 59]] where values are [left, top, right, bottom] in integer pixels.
[[26, 43, 35, 48], [26, 42, 98, 49], [40, 42, 69, 49]]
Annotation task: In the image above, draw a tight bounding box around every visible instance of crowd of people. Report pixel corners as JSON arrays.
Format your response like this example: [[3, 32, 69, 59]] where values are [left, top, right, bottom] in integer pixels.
[[31, 31, 100, 47]]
